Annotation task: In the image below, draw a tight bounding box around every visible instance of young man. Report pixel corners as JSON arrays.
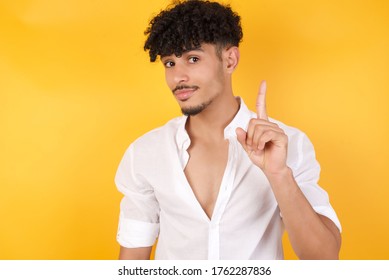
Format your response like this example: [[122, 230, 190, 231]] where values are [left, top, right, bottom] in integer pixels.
[[115, 0, 341, 260]]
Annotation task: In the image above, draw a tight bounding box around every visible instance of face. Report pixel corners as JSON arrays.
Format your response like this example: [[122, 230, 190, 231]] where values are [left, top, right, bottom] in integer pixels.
[[161, 44, 227, 116]]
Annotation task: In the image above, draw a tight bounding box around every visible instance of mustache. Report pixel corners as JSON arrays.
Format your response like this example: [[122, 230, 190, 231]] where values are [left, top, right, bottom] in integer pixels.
[[172, 85, 199, 94]]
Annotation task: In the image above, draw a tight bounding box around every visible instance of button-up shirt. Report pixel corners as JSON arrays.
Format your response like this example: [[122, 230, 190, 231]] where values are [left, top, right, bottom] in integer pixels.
[[115, 98, 341, 259]]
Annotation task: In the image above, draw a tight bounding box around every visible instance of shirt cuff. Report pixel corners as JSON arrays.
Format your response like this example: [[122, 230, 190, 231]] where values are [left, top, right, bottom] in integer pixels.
[[117, 217, 159, 248], [312, 205, 342, 233]]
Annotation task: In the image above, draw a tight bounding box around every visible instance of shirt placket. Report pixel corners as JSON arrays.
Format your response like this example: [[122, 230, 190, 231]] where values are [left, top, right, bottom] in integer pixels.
[[207, 137, 238, 259]]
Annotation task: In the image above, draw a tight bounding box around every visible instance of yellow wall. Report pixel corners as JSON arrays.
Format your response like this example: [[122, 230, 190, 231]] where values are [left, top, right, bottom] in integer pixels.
[[1, 0, 388, 259]]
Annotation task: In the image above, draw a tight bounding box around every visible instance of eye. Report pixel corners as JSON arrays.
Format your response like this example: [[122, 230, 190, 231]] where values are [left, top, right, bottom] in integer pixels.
[[188, 56, 199, 63], [163, 61, 175, 68]]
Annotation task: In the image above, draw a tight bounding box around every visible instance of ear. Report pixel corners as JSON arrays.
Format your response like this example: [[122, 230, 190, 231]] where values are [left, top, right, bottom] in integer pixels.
[[224, 46, 240, 73]]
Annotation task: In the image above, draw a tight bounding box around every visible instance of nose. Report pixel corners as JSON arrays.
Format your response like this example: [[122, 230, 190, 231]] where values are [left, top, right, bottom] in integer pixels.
[[172, 64, 189, 84]]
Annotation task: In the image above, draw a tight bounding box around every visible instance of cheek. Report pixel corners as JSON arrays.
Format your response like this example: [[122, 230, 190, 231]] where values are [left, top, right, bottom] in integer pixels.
[[208, 65, 226, 88], [200, 65, 222, 85], [164, 72, 174, 90]]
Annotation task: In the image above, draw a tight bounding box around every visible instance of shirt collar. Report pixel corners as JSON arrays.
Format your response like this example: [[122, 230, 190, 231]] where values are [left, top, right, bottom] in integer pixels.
[[175, 97, 253, 151], [223, 97, 253, 139]]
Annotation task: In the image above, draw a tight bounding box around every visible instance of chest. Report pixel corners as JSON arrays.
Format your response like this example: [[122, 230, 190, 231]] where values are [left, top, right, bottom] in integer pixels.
[[184, 140, 229, 219]]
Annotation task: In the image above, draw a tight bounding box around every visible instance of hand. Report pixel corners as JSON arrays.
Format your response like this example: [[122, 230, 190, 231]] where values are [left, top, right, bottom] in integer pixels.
[[236, 81, 289, 175]]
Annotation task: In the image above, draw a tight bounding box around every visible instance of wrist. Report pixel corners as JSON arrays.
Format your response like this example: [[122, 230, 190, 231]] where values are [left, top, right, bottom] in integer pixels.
[[264, 166, 294, 186]]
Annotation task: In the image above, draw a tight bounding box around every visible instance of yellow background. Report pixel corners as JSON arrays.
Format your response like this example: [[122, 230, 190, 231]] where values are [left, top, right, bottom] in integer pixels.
[[1, 0, 388, 259]]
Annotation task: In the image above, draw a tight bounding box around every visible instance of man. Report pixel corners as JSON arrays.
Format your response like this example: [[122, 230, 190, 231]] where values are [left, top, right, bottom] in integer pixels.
[[115, 0, 341, 260]]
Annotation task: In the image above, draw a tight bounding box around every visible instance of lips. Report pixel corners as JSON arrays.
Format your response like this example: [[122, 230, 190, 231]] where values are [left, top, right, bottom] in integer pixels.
[[173, 86, 199, 101], [174, 89, 197, 101]]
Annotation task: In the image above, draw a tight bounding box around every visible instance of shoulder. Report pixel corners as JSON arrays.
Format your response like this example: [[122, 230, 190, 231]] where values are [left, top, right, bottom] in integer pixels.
[[117, 116, 185, 172], [247, 109, 312, 152], [132, 116, 184, 147], [269, 117, 313, 150], [124, 116, 186, 162], [247, 106, 305, 141], [269, 117, 317, 169], [269, 117, 305, 139]]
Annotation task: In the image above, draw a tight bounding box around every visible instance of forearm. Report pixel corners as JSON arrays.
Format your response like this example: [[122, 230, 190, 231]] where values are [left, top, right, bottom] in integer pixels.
[[267, 168, 341, 259], [119, 246, 152, 260]]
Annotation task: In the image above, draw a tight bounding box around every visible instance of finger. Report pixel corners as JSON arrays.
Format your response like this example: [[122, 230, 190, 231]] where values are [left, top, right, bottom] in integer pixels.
[[236, 127, 249, 152], [256, 80, 268, 120], [257, 130, 277, 151], [246, 118, 278, 147], [252, 126, 284, 151], [257, 130, 288, 151], [246, 119, 256, 147]]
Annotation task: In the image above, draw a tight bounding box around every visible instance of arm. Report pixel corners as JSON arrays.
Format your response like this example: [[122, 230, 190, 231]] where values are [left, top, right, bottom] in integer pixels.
[[236, 81, 341, 259], [267, 168, 341, 259], [119, 246, 152, 260], [115, 145, 160, 260]]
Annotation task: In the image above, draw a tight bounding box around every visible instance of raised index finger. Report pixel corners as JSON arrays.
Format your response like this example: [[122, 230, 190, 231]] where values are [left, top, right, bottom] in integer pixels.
[[256, 80, 268, 120]]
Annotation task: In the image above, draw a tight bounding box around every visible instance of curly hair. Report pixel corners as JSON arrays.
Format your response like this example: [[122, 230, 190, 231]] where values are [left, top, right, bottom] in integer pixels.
[[144, 0, 243, 62]]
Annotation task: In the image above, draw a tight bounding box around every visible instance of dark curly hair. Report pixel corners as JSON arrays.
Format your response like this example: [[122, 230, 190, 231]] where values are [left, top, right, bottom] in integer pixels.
[[144, 0, 243, 62]]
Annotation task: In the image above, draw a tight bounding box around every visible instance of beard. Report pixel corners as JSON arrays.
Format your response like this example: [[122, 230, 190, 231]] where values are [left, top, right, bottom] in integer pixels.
[[181, 99, 213, 116]]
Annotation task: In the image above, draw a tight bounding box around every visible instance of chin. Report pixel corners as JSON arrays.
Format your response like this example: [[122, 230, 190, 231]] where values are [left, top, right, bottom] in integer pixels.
[[181, 106, 204, 116], [180, 99, 212, 116]]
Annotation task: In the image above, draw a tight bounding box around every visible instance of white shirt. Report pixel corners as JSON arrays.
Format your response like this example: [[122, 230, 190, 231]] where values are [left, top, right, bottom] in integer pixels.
[[115, 98, 341, 260]]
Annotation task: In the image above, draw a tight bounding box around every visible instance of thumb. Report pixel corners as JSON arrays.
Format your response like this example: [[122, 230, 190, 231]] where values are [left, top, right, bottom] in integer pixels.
[[236, 127, 248, 151]]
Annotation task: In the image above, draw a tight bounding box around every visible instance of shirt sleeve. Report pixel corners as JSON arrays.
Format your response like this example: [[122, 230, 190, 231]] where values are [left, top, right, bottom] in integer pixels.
[[115, 144, 160, 248], [288, 131, 342, 232]]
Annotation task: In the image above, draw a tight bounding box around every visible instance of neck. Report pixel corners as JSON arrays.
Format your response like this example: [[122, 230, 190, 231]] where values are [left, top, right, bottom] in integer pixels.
[[185, 94, 240, 142]]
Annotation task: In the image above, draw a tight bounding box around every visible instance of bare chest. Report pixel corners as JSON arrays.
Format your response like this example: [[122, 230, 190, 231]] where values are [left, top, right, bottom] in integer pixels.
[[184, 140, 229, 219]]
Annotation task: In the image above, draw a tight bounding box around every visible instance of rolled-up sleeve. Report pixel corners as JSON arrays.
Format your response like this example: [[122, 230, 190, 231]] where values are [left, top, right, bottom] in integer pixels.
[[115, 144, 160, 248], [288, 131, 342, 232]]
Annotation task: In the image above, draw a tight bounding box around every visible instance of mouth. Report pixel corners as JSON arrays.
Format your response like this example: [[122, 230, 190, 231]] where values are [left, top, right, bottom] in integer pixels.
[[173, 86, 199, 101]]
